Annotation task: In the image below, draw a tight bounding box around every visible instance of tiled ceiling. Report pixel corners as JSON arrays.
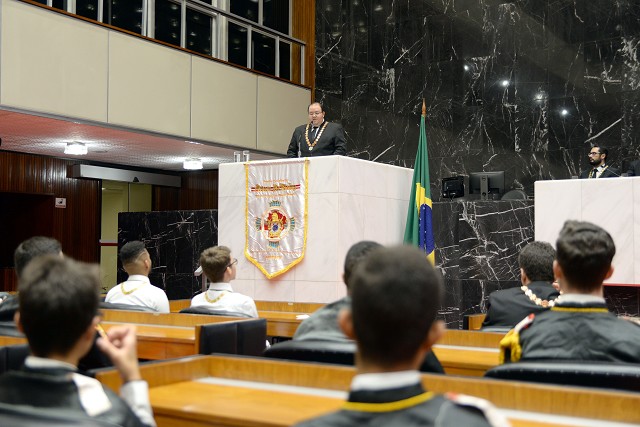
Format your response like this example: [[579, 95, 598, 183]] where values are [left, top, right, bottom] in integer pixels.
[[0, 109, 281, 171]]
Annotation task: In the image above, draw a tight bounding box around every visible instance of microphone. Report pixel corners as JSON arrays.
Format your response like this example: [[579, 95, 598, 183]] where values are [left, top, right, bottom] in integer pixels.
[[297, 131, 303, 158]]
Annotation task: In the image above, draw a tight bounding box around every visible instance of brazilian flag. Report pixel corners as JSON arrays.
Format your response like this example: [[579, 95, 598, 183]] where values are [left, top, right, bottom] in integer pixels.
[[403, 100, 435, 264]]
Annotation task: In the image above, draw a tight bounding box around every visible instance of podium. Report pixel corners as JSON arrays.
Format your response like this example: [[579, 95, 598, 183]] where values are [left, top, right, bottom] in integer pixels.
[[218, 156, 413, 303]]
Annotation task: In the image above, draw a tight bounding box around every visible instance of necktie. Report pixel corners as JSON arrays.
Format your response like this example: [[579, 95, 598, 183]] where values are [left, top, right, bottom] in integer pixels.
[[312, 127, 319, 139], [591, 168, 598, 178]]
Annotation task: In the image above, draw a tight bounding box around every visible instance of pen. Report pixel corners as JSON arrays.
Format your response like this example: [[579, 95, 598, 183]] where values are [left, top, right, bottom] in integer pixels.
[[95, 323, 108, 340]]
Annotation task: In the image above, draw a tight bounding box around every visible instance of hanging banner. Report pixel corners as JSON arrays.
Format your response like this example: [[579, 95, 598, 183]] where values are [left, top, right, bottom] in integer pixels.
[[245, 159, 309, 279]]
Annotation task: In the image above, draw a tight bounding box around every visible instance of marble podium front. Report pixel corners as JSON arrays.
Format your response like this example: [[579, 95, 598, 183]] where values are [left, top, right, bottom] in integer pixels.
[[433, 200, 535, 328], [218, 156, 413, 303]]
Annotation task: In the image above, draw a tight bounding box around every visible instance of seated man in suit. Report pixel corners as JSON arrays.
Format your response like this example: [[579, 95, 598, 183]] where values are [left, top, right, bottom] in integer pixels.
[[482, 241, 559, 329], [501, 220, 640, 363], [0, 255, 155, 426], [190, 246, 258, 318], [0, 236, 63, 322], [296, 246, 508, 427], [579, 145, 620, 178], [105, 241, 170, 313], [294, 241, 381, 342], [287, 102, 347, 158]]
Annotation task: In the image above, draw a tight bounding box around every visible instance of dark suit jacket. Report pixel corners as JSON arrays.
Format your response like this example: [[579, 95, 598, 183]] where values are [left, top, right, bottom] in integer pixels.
[[482, 281, 560, 329], [287, 121, 346, 157], [627, 160, 640, 177], [579, 165, 620, 178]]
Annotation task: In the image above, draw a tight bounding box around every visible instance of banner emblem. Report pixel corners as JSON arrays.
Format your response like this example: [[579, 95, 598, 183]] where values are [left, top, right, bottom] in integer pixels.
[[245, 160, 308, 278]]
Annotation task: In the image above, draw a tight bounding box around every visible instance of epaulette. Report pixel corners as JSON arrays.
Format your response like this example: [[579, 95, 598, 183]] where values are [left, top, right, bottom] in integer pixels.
[[499, 313, 535, 364], [445, 393, 510, 427]]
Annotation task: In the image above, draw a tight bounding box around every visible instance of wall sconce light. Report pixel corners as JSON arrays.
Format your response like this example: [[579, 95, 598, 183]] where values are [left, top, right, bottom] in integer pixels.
[[183, 158, 203, 170], [64, 142, 88, 155]]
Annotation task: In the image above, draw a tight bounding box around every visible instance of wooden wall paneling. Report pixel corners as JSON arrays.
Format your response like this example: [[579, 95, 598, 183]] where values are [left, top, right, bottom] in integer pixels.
[[0, 152, 101, 291], [292, 0, 315, 96], [153, 169, 219, 211]]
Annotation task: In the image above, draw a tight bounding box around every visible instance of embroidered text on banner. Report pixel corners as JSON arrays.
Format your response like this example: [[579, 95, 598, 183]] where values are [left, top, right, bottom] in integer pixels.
[[245, 159, 309, 279]]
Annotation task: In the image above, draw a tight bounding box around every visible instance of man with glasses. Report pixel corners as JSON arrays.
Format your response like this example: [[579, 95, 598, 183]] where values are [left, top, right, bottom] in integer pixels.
[[287, 102, 347, 158], [579, 145, 619, 178], [105, 241, 170, 313], [190, 246, 258, 318]]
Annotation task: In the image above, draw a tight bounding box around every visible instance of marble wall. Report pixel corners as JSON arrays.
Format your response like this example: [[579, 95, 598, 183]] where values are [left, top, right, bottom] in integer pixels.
[[315, 0, 640, 196], [118, 210, 218, 300], [434, 200, 535, 327]]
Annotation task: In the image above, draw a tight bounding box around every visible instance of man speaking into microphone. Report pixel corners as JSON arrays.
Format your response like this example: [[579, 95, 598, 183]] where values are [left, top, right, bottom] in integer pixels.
[[287, 102, 347, 157]]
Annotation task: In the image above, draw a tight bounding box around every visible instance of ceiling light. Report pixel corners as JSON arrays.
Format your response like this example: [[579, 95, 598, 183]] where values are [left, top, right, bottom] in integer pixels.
[[183, 158, 203, 170], [64, 142, 88, 155]]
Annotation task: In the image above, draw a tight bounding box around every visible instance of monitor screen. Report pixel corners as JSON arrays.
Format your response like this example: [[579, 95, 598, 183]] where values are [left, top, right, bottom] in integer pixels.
[[468, 171, 505, 200]]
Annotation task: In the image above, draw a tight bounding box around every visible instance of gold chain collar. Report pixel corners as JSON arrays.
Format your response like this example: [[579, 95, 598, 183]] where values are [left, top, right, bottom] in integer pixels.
[[521, 285, 562, 307], [305, 121, 328, 151], [204, 290, 227, 304], [120, 281, 146, 295]]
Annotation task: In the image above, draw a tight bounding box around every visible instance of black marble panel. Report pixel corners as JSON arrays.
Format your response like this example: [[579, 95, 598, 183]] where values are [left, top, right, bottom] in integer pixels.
[[315, 0, 640, 196], [118, 210, 217, 300], [433, 200, 534, 328], [315, 0, 640, 318], [604, 286, 640, 317]]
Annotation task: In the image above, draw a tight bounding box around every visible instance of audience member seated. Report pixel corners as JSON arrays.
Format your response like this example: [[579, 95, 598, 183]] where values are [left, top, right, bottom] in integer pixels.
[[294, 241, 381, 342], [0, 255, 156, 426], [295, 246, 509, 427], [0, 236, 63, 322], [501, 220, 640, 364], [190, 246, 258, 318], [482, 241, 559, 329], [105, 241, 170, 313]]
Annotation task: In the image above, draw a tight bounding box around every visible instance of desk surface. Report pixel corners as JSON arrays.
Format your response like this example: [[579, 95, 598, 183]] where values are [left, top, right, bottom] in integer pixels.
[[96, 355, 640, 427]]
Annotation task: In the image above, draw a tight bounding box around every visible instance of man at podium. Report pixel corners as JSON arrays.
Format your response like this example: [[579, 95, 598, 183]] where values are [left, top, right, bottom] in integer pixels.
[[287, 102, 346, 158]]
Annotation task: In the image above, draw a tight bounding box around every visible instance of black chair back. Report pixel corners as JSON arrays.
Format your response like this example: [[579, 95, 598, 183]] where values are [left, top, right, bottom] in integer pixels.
[[485, 361, 640, 392], [197, 322, 238, 355], [99, 302, 156, 312], [179, 306, 253, 318], [0, 344, 29, 375], [236, 319, 267, 356], [264, 339, 444, 373]]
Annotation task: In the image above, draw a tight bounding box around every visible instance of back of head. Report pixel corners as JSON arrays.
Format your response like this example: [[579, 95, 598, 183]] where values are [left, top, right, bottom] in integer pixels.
[[343, 241, 382, 290], [200, 246, 231, 283], [19, 256, 100, 357], [350, 245, 443, 367], [518, 241, 555, 282], [119, 240, 147, 265], [14, 236, 62, 278], [556, 220, 615, 291]]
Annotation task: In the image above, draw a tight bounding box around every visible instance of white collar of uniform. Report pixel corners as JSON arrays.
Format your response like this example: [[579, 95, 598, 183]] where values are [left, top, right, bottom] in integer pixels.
[[558, 293, 606, 304], [350, 370, 421, 391], [208, 282, 234, 292], [25, 355, 76, 371], [25, 356, 113, 416], [125, 275, 151, 284]]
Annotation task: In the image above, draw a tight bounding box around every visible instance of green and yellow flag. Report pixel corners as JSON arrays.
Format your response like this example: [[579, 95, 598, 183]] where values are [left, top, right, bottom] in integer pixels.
[[403, 99, 435, 264]]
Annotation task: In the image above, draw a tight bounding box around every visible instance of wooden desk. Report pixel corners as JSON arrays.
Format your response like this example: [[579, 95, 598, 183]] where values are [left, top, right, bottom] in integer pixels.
[[169, 299, 325, 314], [440, 329, 505, 349], [96, 355, 640, 427], [101, 322, 196, 360], [150, 304, 305, 338], [432, 345, 499, 377], [0, 336, 26, 346]]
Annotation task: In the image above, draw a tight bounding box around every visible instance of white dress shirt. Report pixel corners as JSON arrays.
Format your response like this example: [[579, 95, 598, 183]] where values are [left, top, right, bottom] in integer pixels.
[[190, 282, 258, 318], [105, 275, 170, 313]]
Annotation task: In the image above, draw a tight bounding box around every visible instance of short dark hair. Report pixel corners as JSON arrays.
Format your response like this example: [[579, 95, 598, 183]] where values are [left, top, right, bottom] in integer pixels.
[[119, 241, 147, 265], [350, 245, 443, 367], [308, 102, 323, 112], [519, 241, 555, 283], [200, 246, 231, 283], [592, 144, 609, 160], [556, 220, 615, 291], [14, 236, 62, 278], [19, 256, 100, 357], [343, 241, 382, 289]]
